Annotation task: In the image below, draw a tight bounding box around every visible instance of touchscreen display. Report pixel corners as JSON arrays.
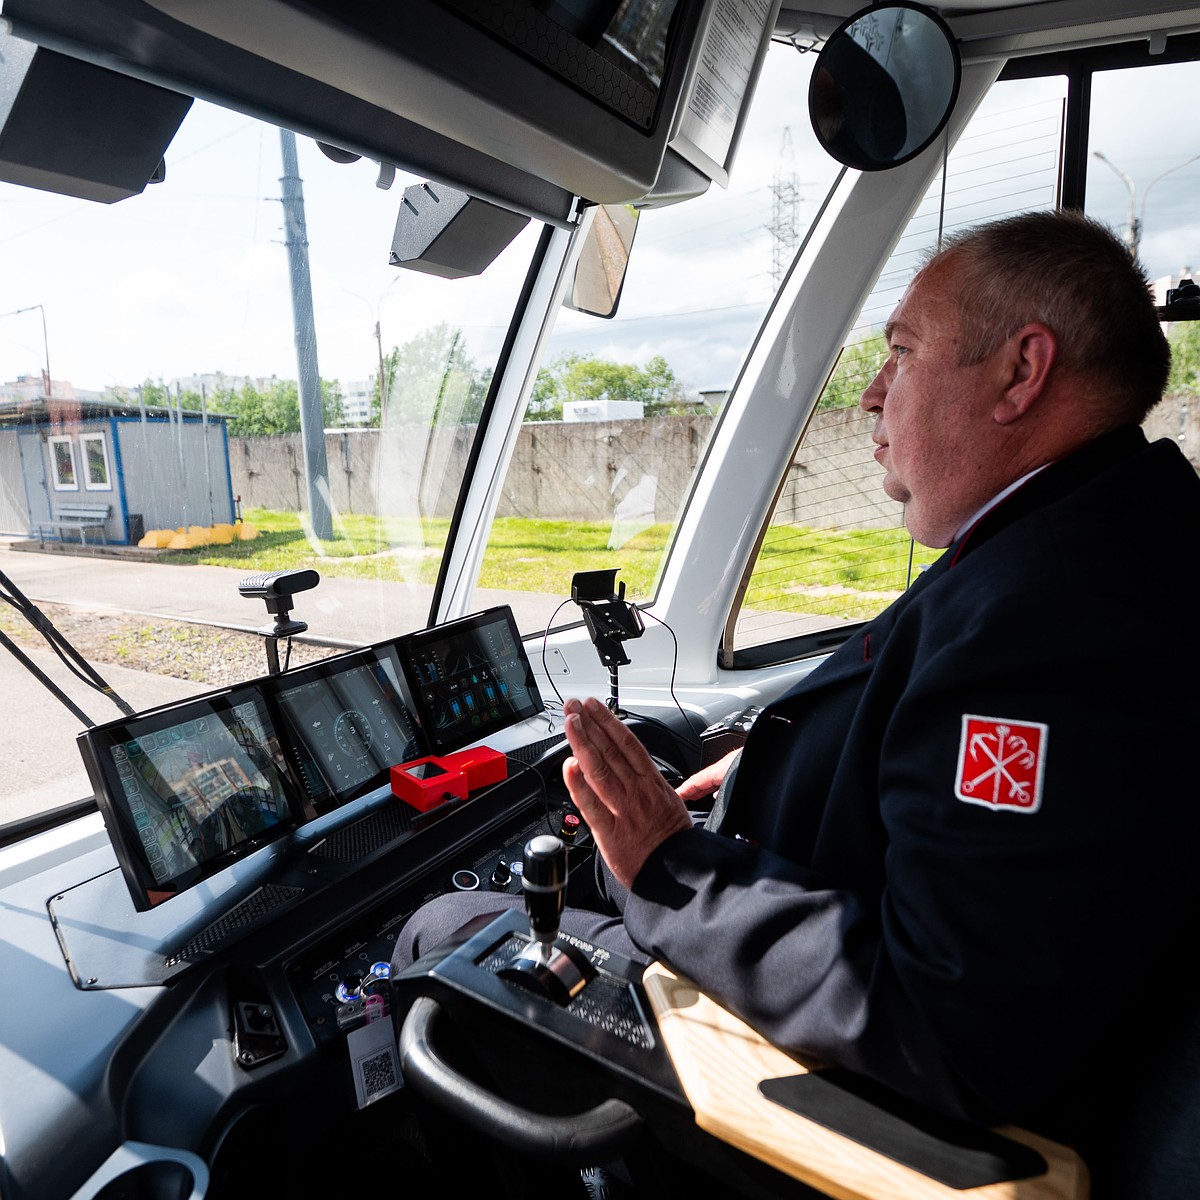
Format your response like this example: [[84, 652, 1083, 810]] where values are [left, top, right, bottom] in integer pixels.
[[398, 606, 544, 753], [273, 646, 420, 811], [78, 689, 299, 911]]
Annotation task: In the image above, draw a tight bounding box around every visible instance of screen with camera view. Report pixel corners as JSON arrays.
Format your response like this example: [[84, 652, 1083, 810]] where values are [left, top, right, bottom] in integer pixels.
[[78, 689, 300, 911], [398, 606, 544, 753]]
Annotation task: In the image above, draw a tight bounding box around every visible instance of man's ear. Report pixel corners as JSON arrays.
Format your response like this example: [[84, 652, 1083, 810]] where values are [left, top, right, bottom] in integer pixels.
[[994, 323, 1057, 426]]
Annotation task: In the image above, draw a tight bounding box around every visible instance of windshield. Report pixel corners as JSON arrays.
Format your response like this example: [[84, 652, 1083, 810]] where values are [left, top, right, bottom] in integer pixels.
[[0, 36, 837, 830]]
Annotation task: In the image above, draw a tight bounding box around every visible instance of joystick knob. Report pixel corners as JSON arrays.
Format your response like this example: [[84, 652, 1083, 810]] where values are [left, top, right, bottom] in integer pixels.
[[496, 833, 594, 1004], [522, 833, 567, 947]]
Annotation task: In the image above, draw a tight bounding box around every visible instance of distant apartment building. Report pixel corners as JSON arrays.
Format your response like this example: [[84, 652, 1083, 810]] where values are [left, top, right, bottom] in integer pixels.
[[341, 377, 375, 426], [1, 373, 105, 403], [167, 373, 282, 401]]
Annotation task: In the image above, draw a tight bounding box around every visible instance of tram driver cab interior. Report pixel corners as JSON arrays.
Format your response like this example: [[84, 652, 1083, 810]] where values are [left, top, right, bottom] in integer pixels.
[[3, 1, 1200, 1199]]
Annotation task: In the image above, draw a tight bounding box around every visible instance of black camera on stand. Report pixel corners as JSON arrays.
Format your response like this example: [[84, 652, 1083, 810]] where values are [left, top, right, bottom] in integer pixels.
[[238, 568, 320, 674], [570, 568, 644, 714]]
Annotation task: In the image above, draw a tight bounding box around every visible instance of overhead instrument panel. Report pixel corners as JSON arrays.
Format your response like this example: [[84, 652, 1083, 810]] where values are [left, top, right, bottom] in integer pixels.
[[4, 0, 778, 216]]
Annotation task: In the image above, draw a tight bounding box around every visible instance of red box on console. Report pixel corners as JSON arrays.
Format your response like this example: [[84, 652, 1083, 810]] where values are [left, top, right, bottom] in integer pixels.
[[390, 746, 507, 812], [448, 745, 507, 790]]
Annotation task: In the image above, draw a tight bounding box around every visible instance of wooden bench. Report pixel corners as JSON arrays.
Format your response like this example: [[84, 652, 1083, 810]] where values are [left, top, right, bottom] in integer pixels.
[[35, 502, 112, 546]]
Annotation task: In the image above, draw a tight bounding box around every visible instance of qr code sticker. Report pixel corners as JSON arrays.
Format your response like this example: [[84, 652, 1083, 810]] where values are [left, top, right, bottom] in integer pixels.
[[362, 1048, 397, 1099], [348, 1020, 402, 1108]]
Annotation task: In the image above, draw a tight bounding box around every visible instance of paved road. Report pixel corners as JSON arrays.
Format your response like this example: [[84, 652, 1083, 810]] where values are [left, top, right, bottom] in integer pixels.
[[0, 539, 564, 825]]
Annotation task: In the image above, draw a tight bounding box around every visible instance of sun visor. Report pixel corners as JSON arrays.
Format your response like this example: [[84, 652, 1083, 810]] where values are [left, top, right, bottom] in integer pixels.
[[0, 31, 192, 203]]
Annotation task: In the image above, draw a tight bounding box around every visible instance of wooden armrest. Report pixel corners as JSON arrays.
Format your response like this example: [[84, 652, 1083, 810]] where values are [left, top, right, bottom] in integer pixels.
[[641, 963, 1089, 1200]]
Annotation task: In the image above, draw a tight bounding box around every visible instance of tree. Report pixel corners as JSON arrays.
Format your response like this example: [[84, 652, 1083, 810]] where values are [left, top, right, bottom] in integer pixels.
[[821, 330, 888, 410], [216, 378, 343, 435], [640, 355, 692, 415], [1167, 320, 1200, 395], [381, 322, 489, 426], [528, 351, 691, 420], [126, 379, 206, 412]]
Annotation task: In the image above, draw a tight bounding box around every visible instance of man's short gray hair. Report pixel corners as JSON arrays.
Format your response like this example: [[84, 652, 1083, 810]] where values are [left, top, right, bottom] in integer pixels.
[[921, 209, 1170, 423]]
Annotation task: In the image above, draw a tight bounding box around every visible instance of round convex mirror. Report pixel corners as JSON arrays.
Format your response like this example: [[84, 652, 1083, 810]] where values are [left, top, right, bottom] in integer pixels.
[[809, 2, 961, 171]]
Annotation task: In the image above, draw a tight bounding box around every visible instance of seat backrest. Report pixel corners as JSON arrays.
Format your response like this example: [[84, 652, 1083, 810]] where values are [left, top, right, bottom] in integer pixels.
[[1083, 975, 1200, 1199]]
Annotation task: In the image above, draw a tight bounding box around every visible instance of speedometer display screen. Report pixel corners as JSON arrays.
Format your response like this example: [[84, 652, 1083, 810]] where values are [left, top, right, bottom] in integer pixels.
[[274, 646, 420, 812]]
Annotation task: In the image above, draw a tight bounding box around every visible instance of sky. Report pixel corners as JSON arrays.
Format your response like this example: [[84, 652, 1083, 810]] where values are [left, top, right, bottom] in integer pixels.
[[0, 38, 825, 398], [3, 36, 1200, 397]]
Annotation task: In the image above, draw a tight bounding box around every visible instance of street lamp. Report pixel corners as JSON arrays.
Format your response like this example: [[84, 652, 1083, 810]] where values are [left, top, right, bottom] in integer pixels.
[[1092, 150, 1200, 260], [374, 274, 406, 424], [344, 275, 404, 424], [1092, 150, 1140, 256], [0, 303, 52, 397]]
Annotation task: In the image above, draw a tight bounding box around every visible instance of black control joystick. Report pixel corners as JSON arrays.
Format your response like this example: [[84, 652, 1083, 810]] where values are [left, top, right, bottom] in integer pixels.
[[497, 834, 595, 1005], [523, 833, 568, 946]]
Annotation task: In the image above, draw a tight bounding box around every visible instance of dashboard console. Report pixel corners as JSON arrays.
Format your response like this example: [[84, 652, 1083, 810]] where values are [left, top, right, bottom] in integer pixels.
[[76, 605, 543, 912]]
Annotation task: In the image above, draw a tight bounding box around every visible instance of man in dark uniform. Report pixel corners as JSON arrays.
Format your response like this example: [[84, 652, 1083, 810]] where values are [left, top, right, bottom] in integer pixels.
[[396, 209, 1200, 1153]]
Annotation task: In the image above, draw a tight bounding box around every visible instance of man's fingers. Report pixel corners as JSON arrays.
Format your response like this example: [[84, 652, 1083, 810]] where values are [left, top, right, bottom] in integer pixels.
[[563, 755, 612, 836], [565, 696, 664, 785]]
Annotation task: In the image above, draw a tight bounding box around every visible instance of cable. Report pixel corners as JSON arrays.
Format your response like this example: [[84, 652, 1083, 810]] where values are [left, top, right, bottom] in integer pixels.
[[539, 597, 577, 708], [503, 756, 560, 839], [537, 595, 702, 760], [639, 610, 703, 753], [0, 568, 135, 718]]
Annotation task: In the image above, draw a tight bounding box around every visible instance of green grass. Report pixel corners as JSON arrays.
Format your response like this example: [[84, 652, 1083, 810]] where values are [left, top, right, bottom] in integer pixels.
[[159, 507, 916, 617], [743, 525, 919, 619]]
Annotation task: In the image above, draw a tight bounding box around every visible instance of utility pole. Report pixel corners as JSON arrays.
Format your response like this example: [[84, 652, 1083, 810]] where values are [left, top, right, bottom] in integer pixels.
[[1092, 151, 1140, 258], [768, 128, 800, 290], [278, 128, 333, 540], [1092, 150, 1200, 261], [374, 320, 388, 423]]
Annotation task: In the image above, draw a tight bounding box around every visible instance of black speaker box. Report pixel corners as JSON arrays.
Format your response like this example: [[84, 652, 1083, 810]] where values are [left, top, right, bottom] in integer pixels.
[[0, 33, 192, 202], [389, 181, 530, 279]]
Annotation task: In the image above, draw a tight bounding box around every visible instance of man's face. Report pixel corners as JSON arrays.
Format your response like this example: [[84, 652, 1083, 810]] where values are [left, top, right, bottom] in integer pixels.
[[859, 256, 1004, 548]]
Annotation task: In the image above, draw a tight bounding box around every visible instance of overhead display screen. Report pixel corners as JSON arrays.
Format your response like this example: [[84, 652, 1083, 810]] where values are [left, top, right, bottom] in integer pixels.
[[273, 646, 421, 812], [398, 606, 544, 754], [439, 0, 682, 131], [78, 689, 302, 911]]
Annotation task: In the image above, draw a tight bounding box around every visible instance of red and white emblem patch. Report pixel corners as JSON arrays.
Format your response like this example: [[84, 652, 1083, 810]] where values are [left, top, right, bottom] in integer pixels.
[[954, 714, 1047, 813]]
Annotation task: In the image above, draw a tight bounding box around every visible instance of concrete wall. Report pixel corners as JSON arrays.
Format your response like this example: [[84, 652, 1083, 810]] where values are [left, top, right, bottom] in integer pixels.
[[228, 394, 1200, 530], [229, 416, 717, 525]]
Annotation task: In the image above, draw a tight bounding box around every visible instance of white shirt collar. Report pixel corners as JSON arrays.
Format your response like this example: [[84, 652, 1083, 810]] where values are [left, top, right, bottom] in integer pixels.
[[952, 464, 1050, 543]]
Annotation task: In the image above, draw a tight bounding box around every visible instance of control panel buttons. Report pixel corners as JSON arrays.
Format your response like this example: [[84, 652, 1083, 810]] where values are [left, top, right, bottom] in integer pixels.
[[451, 869, 480, 890], [559, 811, 581, 843]]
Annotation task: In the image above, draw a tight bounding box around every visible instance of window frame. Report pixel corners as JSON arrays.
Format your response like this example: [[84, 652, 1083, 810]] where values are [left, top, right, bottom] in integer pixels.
[[80, 431, 113, 491], [48, 435, 79, 491]]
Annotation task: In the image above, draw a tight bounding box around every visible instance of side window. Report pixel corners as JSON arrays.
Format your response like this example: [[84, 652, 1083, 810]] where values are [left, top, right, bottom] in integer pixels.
[[1086, 60, 1200, 472], [81, 432, 113, 490], [727, 76, 1068, 655], [48, 435, 78, 491]]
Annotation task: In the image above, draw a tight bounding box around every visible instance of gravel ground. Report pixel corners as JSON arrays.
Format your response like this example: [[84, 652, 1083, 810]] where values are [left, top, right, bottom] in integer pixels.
[[0, 600, 341, 687]]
